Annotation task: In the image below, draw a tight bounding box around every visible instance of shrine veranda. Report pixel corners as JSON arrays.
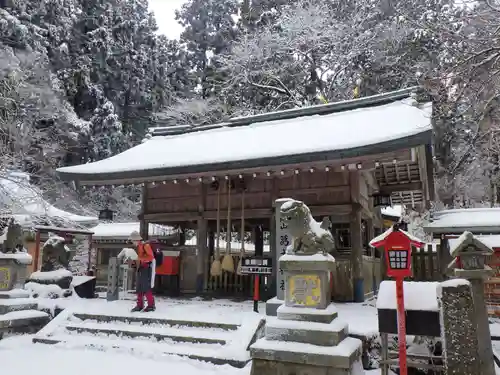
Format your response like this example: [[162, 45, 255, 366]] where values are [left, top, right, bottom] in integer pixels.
[[56, 88, 435, 302]]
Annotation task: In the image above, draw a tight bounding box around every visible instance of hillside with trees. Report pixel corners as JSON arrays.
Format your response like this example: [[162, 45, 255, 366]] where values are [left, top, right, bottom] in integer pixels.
[[1, 0, 499, 218]]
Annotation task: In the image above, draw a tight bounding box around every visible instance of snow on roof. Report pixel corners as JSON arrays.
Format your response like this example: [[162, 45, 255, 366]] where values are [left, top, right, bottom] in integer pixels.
[[57, 99, 432, 177], [90, 222, 174, 239], [448, 231, 494, 257], [376, 280, 440, 311], [0, 251, 32, 265], [448, 234, 500, 250], [0, 175, 98, 225], [369, 226, 425, 248], [425, 207, 500, 233], [381, 205, 402, 218]]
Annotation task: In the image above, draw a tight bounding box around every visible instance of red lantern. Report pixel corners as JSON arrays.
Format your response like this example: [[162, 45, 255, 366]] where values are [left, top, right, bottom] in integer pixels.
[[384, 230, 413, 278]]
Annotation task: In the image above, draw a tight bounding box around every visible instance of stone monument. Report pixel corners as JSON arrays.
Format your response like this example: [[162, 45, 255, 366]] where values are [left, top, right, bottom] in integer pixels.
[[107, 257, 120, 301], [438, 279, 481, 375], [446, 231, 495, 375], [251, 199, 362, 375]]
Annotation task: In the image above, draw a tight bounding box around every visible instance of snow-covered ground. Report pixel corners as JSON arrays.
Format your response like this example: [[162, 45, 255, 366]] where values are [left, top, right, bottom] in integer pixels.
[[0, 296, 379, 374], [35, 295, 378, 337]]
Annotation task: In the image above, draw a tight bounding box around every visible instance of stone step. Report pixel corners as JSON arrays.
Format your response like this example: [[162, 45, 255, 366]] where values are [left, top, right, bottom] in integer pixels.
[[64, 322, 228, 345], [276, 303, 338, 324], [265, 317, 348, 346], [0, 310, 50, 334], [32, 332, 249, 368], [0, 299, 38, 315], [73, 312, 240, 331], [251, 336, 362, 369], [0, 290, 31, 299]]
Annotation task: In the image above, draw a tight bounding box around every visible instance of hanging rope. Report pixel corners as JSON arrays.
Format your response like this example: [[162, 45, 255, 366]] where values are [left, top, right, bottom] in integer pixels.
[[210, 182, 222, 276], [222, 178, 235, 272], [237, 187, 245, 275]]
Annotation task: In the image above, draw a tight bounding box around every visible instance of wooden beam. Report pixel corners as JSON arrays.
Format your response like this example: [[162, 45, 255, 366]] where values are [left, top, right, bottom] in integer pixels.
[[143, 204, 354, 223], [379, 181, 422, 194]]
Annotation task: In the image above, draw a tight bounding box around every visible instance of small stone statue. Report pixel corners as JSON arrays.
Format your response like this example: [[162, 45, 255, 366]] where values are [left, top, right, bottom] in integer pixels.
[[40, 236, 72, 271], [3, 218, 23, 253], [280, 199, 335, 255]]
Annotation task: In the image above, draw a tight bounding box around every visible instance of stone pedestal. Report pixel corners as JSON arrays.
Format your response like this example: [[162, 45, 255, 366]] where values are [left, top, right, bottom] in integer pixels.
[[0, 252, 32, 291], [251, 253, 362, 375]]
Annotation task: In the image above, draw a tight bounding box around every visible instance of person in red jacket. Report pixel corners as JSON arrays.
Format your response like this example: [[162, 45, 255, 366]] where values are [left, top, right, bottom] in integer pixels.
[[128, 231, 156, 312]]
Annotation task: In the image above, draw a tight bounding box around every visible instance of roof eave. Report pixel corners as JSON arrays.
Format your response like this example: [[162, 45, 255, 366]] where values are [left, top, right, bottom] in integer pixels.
[[58, 129, 432, 186]]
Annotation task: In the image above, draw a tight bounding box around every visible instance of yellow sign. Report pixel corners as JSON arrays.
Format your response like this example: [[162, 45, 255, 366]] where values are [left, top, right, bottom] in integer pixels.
[[0, 267, 11, 290], [288, 274, 321, 307]]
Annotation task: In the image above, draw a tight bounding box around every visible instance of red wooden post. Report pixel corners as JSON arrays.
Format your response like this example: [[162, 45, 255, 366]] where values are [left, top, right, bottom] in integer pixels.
[[370, 224, 425, 375], [396, 277, 408, 375], [253, 275, 260, 313]]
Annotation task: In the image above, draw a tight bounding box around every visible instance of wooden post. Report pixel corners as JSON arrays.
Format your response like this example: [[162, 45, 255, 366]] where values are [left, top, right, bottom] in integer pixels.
[[139, 183, 149, 240], [33, 230, 41, 272], [196, 217, 208, 294], [350, 205, 364, 302]]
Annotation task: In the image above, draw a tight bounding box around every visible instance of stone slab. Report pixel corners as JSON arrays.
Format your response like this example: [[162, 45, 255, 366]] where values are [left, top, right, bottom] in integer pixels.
[[0, 289, 30, 299], [0, 301, 38, 315], [0, 311, 50, 329], [265, 317, 348, 346], [454, 268, 494, 279], [250, 336, 362, 368], [277, 303, 338, 324], [280, 255, 336, 272], [266, 297, 283, 317], [251, 358, 357, 375]]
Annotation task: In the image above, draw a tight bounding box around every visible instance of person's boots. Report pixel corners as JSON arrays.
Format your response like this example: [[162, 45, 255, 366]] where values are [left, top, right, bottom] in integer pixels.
[[132, 293, 144, 312], [143, 290, 155, 312]]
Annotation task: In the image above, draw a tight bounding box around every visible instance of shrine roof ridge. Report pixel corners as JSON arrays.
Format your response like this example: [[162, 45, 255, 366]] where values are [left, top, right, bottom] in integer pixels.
[[149, 86, 422, 138]]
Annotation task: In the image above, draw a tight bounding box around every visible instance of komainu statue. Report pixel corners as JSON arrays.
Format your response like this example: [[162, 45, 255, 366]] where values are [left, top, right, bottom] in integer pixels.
[[280, 199, 335, 255]]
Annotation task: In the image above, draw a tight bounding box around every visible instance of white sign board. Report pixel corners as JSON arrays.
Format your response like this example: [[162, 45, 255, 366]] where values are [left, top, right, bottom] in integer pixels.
[[275, 198, 294, 300]]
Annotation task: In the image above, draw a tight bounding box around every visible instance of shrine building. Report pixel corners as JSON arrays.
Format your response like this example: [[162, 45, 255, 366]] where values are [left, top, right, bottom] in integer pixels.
[[56, 87, 435, 302]]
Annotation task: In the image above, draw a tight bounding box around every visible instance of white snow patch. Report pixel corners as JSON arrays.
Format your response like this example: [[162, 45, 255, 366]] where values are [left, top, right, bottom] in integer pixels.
[[426, 208, 500, 232], [381, 205, 402, 218], [25, 282, 65, 298], [57, 100, 432, 176], [0, 288, 30, 298], [369, 226, 425, 248], [0, 335, 243, 375], [30, 269, 73, 281], [376, 280, 439, 311], [0, 251, 32, 264], [117, 248, 138, 261], [0, 309, 49, 321], [90, 222, 174, 239]]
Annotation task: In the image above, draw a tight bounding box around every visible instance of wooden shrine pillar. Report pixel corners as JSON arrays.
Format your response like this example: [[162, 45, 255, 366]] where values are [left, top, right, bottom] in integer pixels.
[[139, 183, 149, 240], [349, 172, 364, 302], [196, 183, 208, 293], [196, 218, 208, 293], [350, 205, 364, 302], [254, 225, 264, 256]]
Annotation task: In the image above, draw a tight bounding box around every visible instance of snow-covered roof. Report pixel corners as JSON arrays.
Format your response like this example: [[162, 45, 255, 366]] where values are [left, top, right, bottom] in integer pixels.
[[424, 208, 500, 234], [448, 231, 494, 256], [381, 205, 402, 218], [90, 222, 174, 240], [0, 175, 98, 226], [56, 95, 432, 184], [369, 226, 425, 248], [448, 234, 500, 250]]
